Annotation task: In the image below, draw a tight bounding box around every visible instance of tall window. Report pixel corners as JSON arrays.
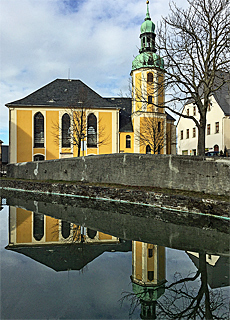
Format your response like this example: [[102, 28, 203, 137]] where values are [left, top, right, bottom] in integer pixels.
[[215, 122, 219, 133], [193, 106, 196, 116], [147, 72, 153, 83], [61, 221, 70, 239], [158, 122, 161, 132], [207, 124, 210, 135], [181, 130, 183, 140], [148, 95, 153, 104], [62, 113, 71, 148], [34, 112, 44, 147], [193, 127, 196, 138], [158, 145, 161, 154], [126, 135, 131, 148], [87, 113, 97, 148], [186, 129, 189, 139], [186, 108, 189, 116], [33, 212, 44, 241]]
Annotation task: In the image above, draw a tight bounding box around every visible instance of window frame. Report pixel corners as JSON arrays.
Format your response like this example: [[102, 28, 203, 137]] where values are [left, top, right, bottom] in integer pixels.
[[34, 112, 44, 148]]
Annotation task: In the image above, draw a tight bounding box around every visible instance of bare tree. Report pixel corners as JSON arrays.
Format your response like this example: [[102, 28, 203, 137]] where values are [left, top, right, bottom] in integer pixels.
[[53, 88, 108, 157], [156, 0, 230, 155], [135, 113, 175, 154], [120, 252, 229, 319]]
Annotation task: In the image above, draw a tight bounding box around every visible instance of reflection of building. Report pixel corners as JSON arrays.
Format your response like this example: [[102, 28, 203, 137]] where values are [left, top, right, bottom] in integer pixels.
[[131, 241, 166, 319], [187, 252, 230, 288], [6, 1, 175, 164], [6, 207, 131, 271]]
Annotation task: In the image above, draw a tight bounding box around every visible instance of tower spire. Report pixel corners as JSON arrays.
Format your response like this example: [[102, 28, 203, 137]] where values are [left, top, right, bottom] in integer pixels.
[[146, 1, 151, 20]]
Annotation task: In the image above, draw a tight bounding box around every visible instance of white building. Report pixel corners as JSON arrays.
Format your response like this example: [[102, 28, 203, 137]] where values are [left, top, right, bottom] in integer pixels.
[[177, 80, 230, 155]]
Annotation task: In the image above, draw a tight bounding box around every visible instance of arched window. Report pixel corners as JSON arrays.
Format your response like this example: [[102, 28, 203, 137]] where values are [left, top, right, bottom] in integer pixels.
[[33, 212, 44, 241], [147, 72, 153, 83], [34, 154, 45, 161], [87, 113, 97, 148], [158, 121, 161, 132], [61, 221, 70, 239], [214, 144, 219, 152], [87, 228, 97, 240], [34, 112, 44, 147], [148, 95, 153, 104], [146, 145, 151, 154], [126, 135, 131, 148], [62, 113, 71, 148]]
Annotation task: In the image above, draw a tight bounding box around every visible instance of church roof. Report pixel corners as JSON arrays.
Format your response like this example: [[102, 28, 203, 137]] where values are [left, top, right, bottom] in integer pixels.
[[6, 79, 118, 109]]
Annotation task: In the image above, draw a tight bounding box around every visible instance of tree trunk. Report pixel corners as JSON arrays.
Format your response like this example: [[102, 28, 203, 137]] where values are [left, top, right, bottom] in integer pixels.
[[197, 115, 206, 156]]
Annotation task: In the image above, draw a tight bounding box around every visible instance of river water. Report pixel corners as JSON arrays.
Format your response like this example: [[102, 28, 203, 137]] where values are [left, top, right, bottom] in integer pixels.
[[0, 191, 229, 319]]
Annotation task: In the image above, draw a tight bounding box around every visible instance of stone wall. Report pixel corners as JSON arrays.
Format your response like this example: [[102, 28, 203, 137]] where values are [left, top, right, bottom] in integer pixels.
[[6, 154, 230, 196]]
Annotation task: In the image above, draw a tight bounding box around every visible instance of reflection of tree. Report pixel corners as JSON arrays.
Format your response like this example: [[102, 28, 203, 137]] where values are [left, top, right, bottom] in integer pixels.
[[121, 252, 229, 319]]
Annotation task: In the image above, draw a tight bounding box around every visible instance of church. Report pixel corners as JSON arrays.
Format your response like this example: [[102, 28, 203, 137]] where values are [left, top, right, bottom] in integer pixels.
[[6, 1, 176, 163]]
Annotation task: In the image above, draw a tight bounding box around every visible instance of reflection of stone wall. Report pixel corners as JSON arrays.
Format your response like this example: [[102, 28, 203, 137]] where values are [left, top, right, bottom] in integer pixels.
[[6, 153, 230, 196]]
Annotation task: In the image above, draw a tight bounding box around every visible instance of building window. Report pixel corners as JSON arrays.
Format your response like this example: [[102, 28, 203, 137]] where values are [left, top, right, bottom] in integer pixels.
[[34, 154, 45, 161], [186, 129, 189, 139], [215, 122, 219, 133], [158, 122, 161, 132], [62, 113, 71, 148], [193, 127, 196, 138], [208, 102, 212, 111], [126, 135, 131, 148], [193, 106, 196, 116], [214, 144, 219, 152], [148, 271, 154, 281], [158, 145, 161, 154], [148, 248, 153, 258], [61, 221, 70, 239], [192, 149, 196, 155], [147, 72, 153, 83], [181, 130, 183, 140], [33, 212, 44, 241], [186, 108, 189, 116], [34, 112, 44, 148], [146, 145, 151, 154], [87, 113, 97, 148], [207, 124, 210, 135], [148, 95, 153, 104]]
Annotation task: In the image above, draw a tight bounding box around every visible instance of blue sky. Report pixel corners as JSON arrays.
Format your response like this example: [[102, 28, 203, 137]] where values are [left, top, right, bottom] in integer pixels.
[[0, 0, 185, 145]]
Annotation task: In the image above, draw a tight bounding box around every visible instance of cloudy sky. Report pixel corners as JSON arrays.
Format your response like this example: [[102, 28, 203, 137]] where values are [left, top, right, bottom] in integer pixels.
[[0, 0, 186, 144]]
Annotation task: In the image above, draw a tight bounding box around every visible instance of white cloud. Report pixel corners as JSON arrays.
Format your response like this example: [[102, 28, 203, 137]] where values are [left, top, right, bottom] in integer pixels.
[[0, 0, 186, 144]]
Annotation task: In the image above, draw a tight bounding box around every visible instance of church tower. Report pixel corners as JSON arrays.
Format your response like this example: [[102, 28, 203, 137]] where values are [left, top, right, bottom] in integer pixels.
[[131, 1, 168, 155], [131, 241, 166, 319]]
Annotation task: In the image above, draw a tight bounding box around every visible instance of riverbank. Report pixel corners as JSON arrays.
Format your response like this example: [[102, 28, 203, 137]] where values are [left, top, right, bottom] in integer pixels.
[[1, 178, 229, 220]]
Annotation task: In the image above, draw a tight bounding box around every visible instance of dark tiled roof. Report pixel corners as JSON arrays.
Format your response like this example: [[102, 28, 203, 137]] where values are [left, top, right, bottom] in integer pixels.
[[6, 79, 117, 109], [106, 97, 133, 132], [166, 111, 176, 121], [213, 72, 230, 115]]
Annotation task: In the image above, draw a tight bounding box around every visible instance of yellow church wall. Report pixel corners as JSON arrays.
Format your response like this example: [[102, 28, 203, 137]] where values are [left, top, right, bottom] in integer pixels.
[[46, 216, 59, 242], [119, 132, 134, 153], [99, 111, 112, 155], [46, 111, 59, 160], [16, 208, 32, 244], [17, 110, 32, 163], [135, 241, 143, 281], [134, 72, 143, 113], [98, 232, 113, 240]]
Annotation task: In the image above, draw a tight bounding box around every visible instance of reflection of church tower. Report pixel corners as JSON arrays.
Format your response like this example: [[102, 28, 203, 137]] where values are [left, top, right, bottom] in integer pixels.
[[131, 1, 175, 155], [131, 241, 166, 319]]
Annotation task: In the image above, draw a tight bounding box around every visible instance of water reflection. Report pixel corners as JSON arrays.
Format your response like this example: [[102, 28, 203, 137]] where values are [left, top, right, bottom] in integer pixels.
[[3, 203, 229, 319]]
